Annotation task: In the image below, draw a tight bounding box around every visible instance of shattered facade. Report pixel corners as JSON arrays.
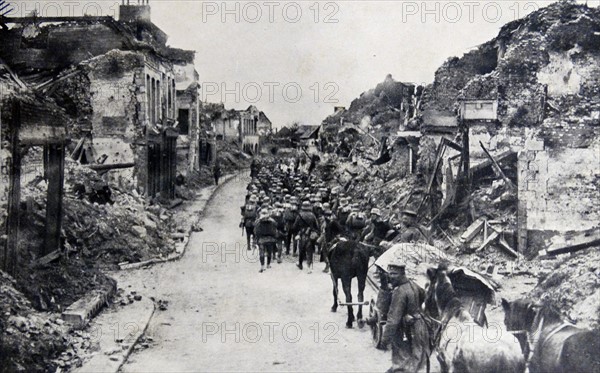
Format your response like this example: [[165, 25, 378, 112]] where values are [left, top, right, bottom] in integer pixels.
[[172, 50, 201, 176], [0, 3, 199, 200]]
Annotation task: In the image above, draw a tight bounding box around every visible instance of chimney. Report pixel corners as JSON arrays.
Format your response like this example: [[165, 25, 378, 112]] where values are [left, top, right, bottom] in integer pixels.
[[119, 0, 151, 22]]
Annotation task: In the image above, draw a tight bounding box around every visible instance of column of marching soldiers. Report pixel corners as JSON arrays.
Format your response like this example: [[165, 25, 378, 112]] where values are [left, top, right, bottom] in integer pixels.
[[240, 157, 425, 273]]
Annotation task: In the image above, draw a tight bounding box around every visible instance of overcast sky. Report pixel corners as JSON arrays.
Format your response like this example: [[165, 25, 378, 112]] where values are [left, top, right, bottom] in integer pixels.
[[9, 0, 596, 127]]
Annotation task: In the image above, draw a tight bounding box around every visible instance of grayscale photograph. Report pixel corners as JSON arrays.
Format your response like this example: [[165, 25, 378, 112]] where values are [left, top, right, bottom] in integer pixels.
[[0, 0, 599, 372]]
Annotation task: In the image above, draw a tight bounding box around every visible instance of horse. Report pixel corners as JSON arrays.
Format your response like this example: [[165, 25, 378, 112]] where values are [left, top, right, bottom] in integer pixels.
[[328, 239, 376, 328], [501, 298, 600, 373], [425, 267, 525, 373]]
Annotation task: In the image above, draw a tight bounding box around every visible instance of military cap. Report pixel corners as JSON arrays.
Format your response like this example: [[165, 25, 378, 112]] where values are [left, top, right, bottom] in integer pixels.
[[387, 263, 406, 273]]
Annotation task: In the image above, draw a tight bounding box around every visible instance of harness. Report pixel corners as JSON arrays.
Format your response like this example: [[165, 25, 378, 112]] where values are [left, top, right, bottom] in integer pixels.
[[428, 299, 470, 373], [509, 314, 575, 368], [529, 316, 574, 358]]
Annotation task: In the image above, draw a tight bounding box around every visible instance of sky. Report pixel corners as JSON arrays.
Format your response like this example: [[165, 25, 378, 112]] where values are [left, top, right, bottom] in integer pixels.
[[7, 0, 597, 127]]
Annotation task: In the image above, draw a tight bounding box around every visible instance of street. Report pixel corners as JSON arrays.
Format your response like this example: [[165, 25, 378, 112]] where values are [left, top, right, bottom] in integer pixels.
[[116, 173, 390, 372]]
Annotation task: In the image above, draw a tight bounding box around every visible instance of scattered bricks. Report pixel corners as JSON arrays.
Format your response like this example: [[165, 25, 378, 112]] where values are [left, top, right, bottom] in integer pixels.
[[62, 284, 116, 329], [131, 225, 147, 238]]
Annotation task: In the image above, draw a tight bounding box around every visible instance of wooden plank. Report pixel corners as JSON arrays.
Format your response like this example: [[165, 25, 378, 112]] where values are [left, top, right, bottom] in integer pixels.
[[417, 138, 447, 213], [88, 162, 135, 171], [470, 150, 516, 179], [445, 139, 462, 152], [479, 141, 516, 191], [476, 231, 499, 252], [460, 218, 485, 243], [35, 250, 61, 266], [544, 230, 600, 256], [18, 125, 66, 145], [498, 236, 519, 257]]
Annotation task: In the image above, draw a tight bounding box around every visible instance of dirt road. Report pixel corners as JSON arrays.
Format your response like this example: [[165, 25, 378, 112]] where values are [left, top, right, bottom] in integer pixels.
[[117, 174, 390, 372]]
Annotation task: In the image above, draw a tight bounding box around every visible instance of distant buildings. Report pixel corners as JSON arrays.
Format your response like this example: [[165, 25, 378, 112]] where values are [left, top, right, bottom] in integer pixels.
[[205, 104, 272, 155]]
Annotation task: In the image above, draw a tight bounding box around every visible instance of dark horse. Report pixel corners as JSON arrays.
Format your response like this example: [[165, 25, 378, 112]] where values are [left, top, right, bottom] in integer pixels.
[[328, 239, 375, 328], [425, 267, 525, 373], [502, 298, 600, 373]]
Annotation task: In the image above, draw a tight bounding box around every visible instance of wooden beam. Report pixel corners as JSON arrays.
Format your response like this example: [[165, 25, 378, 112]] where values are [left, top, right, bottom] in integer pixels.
[[417, 138, 447, 213], [477, 231, 500, 252], [541, 230, 600, 256], [43, 144, 64, 256], [3, 101, 21, 276], [460, 218, 486, 243], [18, 125, 66, 145], [498, 236, 519, 257], [479, 141, 516, 191], [88, 162, 135, 171], [35, 250, 61, 267]]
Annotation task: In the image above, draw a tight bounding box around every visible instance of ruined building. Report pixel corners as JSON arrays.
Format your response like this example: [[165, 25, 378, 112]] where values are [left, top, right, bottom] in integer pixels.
[[421, 0, 600, 256], [0, 0, 200, 200], [208, 104, 272, 155]]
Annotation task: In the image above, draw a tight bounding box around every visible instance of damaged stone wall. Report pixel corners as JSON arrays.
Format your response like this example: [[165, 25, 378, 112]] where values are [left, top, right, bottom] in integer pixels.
[[518, 140, 600, 257], [84, 50, 145, 190]]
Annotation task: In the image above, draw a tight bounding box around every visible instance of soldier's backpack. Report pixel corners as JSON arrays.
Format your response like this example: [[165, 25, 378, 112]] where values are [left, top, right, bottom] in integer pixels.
[[244, 203, 257, 227], [283, 206, 296, 222], [255, 218, 278, 237]]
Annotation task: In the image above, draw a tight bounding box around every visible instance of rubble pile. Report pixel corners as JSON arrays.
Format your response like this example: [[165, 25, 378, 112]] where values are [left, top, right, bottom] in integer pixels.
[[61, 160, 178, 268], [0, 270, 69, 372], [529, 247, 600, 329], [13, 257, 116, 313], [320, 74, 419, 151], [430, 0, 600, 133], [215, 139, 250, 173], [7, 157, 179, 314]]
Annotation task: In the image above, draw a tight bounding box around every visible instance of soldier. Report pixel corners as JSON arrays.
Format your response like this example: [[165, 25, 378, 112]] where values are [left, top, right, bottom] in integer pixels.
[[250, 158, 259, 178], [283, 196, 299, 255], [240, 195, 259, 250], [320, 207, 344, 273], [254, 208, 278, 273], [271, 202, 285, 263], [213, 160, 222, 185], [292, 201, 320, 273], [337, 197, 351, 230], [381, 264, 428, 373], [398, 210, 426, 244], [362, 208, 396, 247]]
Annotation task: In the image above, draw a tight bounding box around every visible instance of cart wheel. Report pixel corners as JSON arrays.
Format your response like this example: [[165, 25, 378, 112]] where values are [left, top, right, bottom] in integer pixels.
[[372, 320, 384, 349], [369, 303, 385, 350]]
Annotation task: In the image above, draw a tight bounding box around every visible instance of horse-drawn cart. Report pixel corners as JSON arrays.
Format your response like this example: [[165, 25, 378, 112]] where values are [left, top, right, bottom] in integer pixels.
[[366, 242, 498, 349]]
